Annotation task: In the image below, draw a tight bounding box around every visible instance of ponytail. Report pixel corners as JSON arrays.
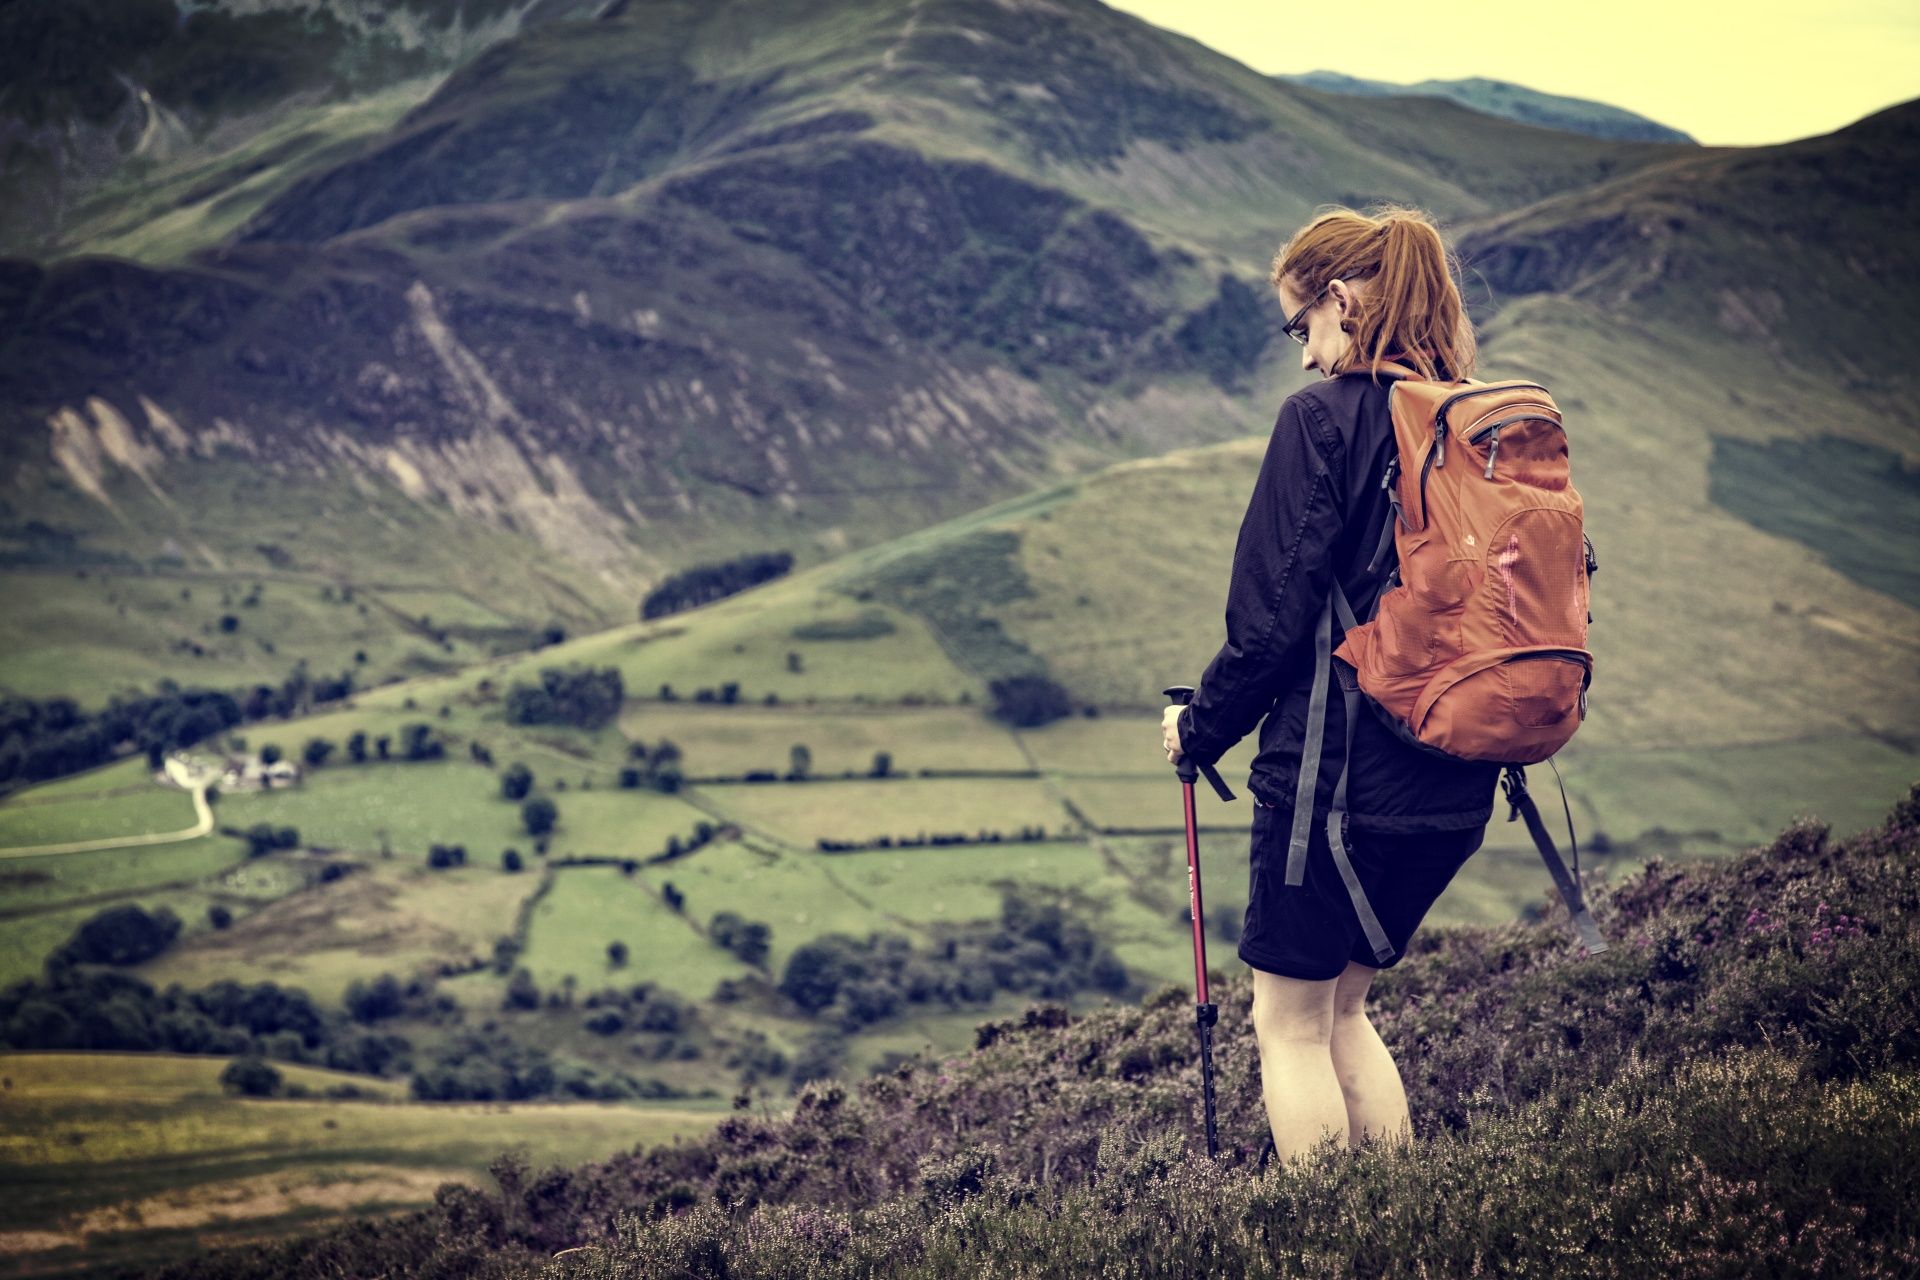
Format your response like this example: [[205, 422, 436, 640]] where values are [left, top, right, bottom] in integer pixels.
[[1270, 204, 1478, 383]]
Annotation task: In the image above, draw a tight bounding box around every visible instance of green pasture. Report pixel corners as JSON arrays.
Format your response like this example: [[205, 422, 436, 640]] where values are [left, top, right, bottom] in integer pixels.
[[617, 704, 1030, 777], [528, 787, 717, 860], [518, 864, 762, 1000], [0, 778, 201, 851], [354, 578, 980, 727], [0, 1051, 728, 1276], [0, 567, 428, 708], [211, 758, 538, 859], [374, 589, 516, 629], [694, 777, 1073, 848], [1015, 712, 1259, 779], [0, 834, 241, 916], [628, 838, 888, 975]]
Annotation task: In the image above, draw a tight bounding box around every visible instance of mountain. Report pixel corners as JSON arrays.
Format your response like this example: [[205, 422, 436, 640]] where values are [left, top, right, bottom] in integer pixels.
[[0, 0, 1696, 622], [0, 0, 613, 258], [0, 1, 1912, 724], [1278, 70, 1697, 143]]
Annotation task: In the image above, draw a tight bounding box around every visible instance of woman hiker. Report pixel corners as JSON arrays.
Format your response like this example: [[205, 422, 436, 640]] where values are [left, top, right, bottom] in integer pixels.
[[1160, 205, 1502, 1168]]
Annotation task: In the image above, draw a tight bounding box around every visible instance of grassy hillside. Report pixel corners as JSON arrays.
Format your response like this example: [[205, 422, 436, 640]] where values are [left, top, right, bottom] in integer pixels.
[[0, 1051, 729, 1278], [114, 787, 1920, 1278]]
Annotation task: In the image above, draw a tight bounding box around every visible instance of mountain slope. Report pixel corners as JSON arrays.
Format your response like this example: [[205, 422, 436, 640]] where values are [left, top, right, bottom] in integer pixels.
[[0, 0, 1694, 609], [130, 791, 1920, 1278]]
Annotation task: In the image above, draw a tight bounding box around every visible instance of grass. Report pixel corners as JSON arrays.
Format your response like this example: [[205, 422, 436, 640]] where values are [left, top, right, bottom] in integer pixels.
[[519, 863, 761, 999], [694, 777, 1072, 848], [617, 704, 1031, 777], [134, 857, 545, 1004], [0, 1050, 730, 1275]]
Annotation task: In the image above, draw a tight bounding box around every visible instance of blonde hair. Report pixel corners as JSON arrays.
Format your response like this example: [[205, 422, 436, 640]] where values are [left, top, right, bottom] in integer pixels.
[[1270, 203, 1478, 384]]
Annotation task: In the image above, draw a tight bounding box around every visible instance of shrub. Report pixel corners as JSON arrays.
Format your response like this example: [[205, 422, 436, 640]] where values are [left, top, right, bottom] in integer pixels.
[[218, 1055, 281, 1097]]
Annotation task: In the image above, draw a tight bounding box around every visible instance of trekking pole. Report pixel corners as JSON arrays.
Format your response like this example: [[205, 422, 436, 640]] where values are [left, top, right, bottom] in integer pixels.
[[1162, 685, 1237, 1159]]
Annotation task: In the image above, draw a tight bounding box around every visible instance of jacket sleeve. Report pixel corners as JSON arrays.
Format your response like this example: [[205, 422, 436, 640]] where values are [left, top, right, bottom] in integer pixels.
[[1177, 393, 1347, 771]]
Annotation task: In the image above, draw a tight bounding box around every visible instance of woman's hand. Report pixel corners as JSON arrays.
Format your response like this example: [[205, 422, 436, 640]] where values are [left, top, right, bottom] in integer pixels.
[[1161, 705, 1185, 764]]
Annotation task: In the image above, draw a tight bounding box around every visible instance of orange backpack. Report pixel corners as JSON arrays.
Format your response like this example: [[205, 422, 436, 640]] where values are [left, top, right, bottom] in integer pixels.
[[1284, 359, 1607, 960]]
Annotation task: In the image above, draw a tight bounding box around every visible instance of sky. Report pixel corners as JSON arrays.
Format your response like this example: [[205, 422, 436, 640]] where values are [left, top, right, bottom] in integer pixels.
[[1102, 0, 1920, 147]]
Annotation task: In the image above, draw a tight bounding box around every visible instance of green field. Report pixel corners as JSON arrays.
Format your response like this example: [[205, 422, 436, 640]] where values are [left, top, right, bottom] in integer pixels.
[[0, 1051, 730, 1276]]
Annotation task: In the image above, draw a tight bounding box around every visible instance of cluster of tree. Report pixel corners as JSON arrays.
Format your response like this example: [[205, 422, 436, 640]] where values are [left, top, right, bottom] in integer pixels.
[[815, 824, 1056, 853], [0, 654, 369, 792], [426, 842, 468, 869], [341, 972, 458, 1028], [641, 550, 794, 620], [987, 674, 1076, 728], [302, 723, 445, 769], [0, 687, 237, 789], [504, 665, 624, 730], [47, 903, 181, 966], [407, 1028, 675, 1102], [617, 738, 684, 793], [577, 982, 695, 1038], [777, 893, 1131, 1033], [238, 822, 300, 858], [0, 966, 409, 1077], [709, 912, 772, 968]]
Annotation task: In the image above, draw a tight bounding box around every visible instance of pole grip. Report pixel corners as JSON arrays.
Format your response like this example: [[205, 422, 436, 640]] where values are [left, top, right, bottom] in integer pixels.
[[1163, 686, 1236, 802]]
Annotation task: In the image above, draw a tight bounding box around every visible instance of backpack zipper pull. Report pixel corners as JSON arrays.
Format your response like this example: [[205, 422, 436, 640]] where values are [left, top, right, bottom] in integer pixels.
[[1483, 425, 1502, 479], [1434, 419, 1447, 469]]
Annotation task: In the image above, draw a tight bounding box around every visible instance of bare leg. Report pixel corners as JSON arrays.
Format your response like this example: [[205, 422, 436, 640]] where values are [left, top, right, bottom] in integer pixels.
[[1328, 960, 1410, 1149], [1248, 966, 1346, 1165]]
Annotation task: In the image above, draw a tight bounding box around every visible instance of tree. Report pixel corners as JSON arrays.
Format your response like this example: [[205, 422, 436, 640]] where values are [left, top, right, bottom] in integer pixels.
[[607, 941, 629, 968], [55, 904, 182, 966], [504, 969, 540, 1011], [347, 730, 368, 764], [344, 974, 404, 1023], [259, 743, 282, 765], [871, 750, 892, 778], [220, 1055, 282, 1097], [400, 723, 442, 761], [521, 796, 557, 837], [501, 762, 534, 801], [661, 882, 684, 913], [788, 744, 811, 780], [502, 849, 524, 873], [208, 904, 232, 930], [987, 674, 1074, 728], [302, 737, 335, 767]]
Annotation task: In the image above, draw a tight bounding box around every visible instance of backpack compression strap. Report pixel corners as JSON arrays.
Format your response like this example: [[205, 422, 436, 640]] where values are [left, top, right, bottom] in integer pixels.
[[1285, 578, 1396, 964], [1501, 765, 1609, 954]]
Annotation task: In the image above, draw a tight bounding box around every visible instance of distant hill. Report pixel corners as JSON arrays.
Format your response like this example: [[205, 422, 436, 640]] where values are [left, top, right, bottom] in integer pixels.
[[1278, 69, 1697, 143]]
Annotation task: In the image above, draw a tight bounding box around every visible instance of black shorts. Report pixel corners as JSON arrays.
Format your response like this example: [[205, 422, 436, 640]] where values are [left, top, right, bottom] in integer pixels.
[[1237, 797, 1486, 980]]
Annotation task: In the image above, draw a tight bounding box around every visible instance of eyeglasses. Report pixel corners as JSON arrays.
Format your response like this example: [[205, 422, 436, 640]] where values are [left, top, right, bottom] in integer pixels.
[[1283, 282, 1332, 346]]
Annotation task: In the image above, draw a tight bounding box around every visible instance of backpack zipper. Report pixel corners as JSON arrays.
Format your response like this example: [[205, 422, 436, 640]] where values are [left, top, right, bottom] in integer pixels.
[[1431, 385, 1550, 472], [1508, 649, 1592, 717], [1465, 408, 1557, 479]]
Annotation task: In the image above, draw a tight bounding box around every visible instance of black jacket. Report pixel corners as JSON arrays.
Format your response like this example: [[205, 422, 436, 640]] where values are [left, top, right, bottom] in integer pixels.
[[1176, 370, 1500, 832]]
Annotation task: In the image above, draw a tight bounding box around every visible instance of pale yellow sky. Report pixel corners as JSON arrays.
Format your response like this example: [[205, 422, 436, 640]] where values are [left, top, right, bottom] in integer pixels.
[[1103, 0, 1920, 147]]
